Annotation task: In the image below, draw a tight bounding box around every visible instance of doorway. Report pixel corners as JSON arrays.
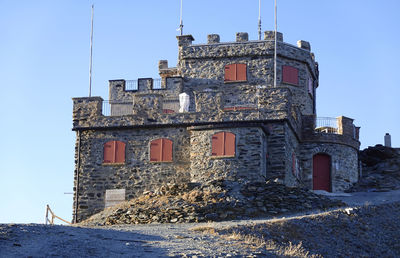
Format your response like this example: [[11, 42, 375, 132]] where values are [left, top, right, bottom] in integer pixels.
[[312, 153, 331, 192]]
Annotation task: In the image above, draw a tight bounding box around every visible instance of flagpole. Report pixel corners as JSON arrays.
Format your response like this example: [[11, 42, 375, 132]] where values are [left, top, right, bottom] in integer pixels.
[[179, 0, 183, 36], [273, 0, 277, 87], [258, 0, 261, 40], [89, 4, 94, 97]]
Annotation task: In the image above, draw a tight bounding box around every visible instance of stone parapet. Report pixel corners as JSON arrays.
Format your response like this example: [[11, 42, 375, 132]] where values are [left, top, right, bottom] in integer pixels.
[[236, 32, 248, 42], [72, 97, 103, 127], [72, 87, 301, 131], [264, 31, 283, 41], [301, 115, 360, 150], [207, 34, 220, 44]]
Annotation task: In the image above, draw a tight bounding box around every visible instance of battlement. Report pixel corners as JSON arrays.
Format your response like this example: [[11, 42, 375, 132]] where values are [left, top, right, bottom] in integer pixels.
[[72, 29, 361, 221]]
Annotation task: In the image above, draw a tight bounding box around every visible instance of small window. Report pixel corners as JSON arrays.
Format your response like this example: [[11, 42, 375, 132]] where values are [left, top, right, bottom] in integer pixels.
[[308, 77, 313, 96], [103, 140, 126, 164], [282, 65, 299, 85], [150, 138, 173, 162], [211, 132, 235, 157], [224, 64, 247, 82]]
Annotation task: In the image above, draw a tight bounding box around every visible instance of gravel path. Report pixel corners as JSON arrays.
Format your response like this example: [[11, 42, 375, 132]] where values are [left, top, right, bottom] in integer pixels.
[[1, 190, 400, 257]]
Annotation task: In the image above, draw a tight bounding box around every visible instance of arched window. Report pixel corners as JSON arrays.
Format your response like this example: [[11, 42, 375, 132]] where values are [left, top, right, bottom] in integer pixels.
[[282, 65, 299, 85], [211, 132, 235, 157], [103, 140, 126, 164], [224, 63, 247, 82], [150, 138, 173, 162]]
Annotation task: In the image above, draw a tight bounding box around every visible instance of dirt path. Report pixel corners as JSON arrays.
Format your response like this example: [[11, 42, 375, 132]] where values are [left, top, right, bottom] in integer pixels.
[[2, 190, 400, 257]]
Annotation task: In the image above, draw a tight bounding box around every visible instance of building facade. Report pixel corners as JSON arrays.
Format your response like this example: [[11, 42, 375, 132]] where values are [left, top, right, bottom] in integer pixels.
[[72, 31, 360, 222]]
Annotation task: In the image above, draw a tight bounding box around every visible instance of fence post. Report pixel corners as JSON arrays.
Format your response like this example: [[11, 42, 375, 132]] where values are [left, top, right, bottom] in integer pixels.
[[45, 205, 49, 225]]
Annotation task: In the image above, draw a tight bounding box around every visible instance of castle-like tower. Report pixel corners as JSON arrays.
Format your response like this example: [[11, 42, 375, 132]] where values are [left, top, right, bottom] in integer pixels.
[[72, 31, 360, 222]]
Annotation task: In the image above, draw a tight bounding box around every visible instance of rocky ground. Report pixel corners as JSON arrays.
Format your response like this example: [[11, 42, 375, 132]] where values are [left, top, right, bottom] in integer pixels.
[[2, 201, 400, 257], [348, 145, 400, 192], [80, 180, 344, 226], [1, 145, 400, 257]]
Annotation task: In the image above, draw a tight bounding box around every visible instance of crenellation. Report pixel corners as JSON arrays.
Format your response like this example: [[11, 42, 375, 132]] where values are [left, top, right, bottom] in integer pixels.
[[72, 29, 361, 222], [207, 34, 220, 44]]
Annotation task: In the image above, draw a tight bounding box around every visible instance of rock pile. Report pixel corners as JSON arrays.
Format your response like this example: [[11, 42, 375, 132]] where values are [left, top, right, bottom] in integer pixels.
[[80, 180, 344, 226], [348, 145, 400, 192]]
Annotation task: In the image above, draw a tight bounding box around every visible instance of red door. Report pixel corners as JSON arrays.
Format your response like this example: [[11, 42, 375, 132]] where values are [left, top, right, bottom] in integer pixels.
[[313, 154, 331, 192]]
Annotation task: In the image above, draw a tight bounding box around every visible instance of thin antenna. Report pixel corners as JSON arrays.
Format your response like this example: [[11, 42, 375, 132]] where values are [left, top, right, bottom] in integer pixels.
[[89, 4, 94, 97], [273, 0, 277, 87], [258, 0, 262, 40], [179, 0, 184, 36]]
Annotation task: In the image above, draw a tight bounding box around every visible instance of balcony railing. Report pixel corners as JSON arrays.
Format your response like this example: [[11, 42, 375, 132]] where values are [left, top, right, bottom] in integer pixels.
[[125, 79, 162, 91], [315, 117, 338, 134], [125, 80, 138, 91], [102, 100, 133, 116]]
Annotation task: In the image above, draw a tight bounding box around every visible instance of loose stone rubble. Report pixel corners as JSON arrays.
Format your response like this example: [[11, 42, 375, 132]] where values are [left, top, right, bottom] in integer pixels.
[[347, 145, 400, 192], [80, 180, 344, 226]]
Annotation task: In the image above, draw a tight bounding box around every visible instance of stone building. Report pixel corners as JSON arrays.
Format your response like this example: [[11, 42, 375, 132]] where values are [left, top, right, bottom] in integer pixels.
[[72, 31, 360, 222]]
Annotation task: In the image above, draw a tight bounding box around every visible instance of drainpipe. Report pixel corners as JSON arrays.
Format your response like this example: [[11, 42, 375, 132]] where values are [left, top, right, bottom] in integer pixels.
[[74, 130, 82, 224]]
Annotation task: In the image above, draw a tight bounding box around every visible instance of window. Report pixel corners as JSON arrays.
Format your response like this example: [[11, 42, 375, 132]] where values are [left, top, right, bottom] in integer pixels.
[[103, 140, 126, 164], [150, 138, 173, 162], [282, 65, 299, 85], [224, 64, 247, 82], [308, 77, 313, 95], [211, 132, 235, 157]]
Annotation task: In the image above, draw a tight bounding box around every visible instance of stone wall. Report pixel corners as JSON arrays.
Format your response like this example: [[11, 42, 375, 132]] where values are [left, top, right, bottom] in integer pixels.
[[189, 126, 267, 184], [177, 31, 318, 116], [73, 127, 191, 222], [299, 142, 359, 192]]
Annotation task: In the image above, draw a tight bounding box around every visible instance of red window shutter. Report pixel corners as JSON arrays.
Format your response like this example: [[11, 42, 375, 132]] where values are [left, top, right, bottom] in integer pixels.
[[236, 64, 247, 81], [150, 139, 161, 162], [103, 141, 115, 163], [224, 64, 236, 81], [162, 139, 173, 162], [282, 66, 298, 85], [163, 109, 175, 114], [115, 141, 126, 163], [211, 133, 223, 156], [224, 132, 236, 156]]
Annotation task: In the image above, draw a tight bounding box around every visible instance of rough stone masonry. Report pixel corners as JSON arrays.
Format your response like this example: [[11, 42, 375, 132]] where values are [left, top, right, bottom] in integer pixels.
[[72, 31, 360, 222]]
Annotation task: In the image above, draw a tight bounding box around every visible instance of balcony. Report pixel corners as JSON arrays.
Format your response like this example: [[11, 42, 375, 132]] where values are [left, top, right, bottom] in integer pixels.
[[315, 117, 339, 134]]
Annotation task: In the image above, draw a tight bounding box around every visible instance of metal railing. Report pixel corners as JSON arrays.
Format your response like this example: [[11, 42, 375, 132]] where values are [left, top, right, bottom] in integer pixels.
[[153, 78, 162, 89], [102, 100, 133, 116], [125, 80, 138, 91], [315, 117, 338, 134], [125, 79, 162, 91]]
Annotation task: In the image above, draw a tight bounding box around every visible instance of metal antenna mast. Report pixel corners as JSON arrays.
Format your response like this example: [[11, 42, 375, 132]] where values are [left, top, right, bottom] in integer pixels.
[[258, 0, 262, 40], [89, 4, 94, 97], [273, 0, 277, 87], [179, 0, 184, 35]]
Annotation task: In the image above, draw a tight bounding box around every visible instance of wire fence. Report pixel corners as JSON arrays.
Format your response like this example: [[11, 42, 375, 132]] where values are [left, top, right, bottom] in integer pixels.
[[315, 117, 338, 134], [102, 100, 133, 116]]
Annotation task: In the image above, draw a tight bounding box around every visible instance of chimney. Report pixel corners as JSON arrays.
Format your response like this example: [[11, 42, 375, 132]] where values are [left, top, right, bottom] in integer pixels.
[[384, 133, 392, 147]]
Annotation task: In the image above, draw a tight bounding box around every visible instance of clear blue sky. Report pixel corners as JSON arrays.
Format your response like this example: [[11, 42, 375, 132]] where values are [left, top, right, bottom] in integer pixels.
[[0, 0, 399, 223]]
